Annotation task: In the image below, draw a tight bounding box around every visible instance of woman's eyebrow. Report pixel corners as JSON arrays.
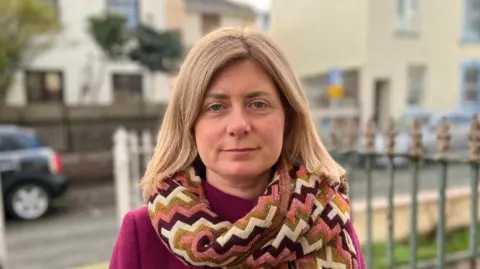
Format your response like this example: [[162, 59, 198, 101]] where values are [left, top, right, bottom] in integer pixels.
[[205, 92, 229, 100], [245, 91, 272, 98], [205, 90, 272, 100]]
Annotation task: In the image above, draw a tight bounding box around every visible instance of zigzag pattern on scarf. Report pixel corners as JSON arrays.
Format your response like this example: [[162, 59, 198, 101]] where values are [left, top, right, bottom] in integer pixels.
[[148, 165, 358, 269]]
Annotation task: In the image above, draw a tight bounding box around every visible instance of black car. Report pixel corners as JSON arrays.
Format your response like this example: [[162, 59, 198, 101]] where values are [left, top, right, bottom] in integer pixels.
[[0, 125, 68, 220]]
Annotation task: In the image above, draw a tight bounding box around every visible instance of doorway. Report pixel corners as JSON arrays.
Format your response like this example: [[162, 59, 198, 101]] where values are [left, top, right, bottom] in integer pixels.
[[373, 79, 391, 130]]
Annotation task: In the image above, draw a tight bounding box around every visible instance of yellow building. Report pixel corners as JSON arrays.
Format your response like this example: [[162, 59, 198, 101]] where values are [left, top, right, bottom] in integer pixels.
[[269, 0, 480, 128]]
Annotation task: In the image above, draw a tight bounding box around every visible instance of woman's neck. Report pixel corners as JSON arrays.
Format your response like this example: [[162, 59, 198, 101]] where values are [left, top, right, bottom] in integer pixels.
[[205, 169, 271, 200]]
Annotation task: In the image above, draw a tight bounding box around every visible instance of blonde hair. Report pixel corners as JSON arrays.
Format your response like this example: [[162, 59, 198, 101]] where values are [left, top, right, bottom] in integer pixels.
[[139, 27, 345, 200]]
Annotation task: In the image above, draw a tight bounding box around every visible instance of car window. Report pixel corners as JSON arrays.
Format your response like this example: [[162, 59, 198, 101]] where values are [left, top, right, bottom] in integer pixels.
[[0, 135, 24, 152], [16, 132, 45, 148], [0, 131, 45, 152]]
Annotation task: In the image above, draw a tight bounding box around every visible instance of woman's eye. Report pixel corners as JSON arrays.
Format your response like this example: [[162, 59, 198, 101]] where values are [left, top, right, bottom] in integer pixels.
[[208, 104, 223, 111], [251, 101, 267, 109]]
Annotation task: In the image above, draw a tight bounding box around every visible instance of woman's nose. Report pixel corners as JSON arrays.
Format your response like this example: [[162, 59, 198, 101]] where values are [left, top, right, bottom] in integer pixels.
[[226, 108, 251, 137]]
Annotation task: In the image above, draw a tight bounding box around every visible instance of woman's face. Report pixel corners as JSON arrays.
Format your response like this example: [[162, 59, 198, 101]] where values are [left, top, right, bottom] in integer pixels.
[[194, 59, 285, 180]]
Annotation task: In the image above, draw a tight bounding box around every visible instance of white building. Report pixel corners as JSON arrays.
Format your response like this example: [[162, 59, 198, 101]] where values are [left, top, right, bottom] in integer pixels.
[[6, 0, 256, 107]]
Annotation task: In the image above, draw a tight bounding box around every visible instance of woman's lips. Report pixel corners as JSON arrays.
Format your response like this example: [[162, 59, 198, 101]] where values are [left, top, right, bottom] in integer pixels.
[[223, 148, 258, 152]]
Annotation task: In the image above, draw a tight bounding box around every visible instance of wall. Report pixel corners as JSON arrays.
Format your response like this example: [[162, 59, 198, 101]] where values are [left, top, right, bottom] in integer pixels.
[[183, 11, 203, 47], [140, 0, 166, 29], [0, 104, 166, 153], [364, 0, 428, 122], [164, 0, 186, 30], [268, 0, 369, 78], [352, 186, 480, 244], [183, 11, 254, 48]]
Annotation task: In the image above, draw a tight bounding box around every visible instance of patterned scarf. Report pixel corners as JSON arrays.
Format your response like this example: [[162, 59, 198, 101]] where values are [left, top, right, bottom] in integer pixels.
[[147, 162, 359, 269]]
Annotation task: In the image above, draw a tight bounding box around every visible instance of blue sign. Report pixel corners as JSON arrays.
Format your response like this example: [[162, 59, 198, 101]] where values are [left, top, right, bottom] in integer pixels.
[[327, 69, 343, 86]]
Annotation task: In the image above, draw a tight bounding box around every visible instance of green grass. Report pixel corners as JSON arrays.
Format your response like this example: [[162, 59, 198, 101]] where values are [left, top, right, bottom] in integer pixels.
[[363, 225, 480, 269]]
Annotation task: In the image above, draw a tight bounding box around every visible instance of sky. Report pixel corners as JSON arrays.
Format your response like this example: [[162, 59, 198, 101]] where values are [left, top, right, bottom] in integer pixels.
[[229, 0, 271, 12]]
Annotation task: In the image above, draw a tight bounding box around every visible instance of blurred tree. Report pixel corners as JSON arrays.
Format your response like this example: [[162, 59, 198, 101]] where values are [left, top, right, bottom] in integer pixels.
[[0, 0, 60, 106], [87, 14, 182, 103], [88, 13, 128, 59], [85, 13, 128, 102], [129, 25, 183, 73], [129, 25, 183, 103]]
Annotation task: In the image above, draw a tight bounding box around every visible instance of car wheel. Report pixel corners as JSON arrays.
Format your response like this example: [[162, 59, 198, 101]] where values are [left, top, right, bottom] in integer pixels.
[[5, 183, 50, 221]]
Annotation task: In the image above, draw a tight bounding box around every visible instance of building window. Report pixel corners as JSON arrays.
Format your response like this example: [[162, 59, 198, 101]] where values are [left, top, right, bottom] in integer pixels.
[[25, 70, 64, 103], [201, 14, 220, 36], [463, 0, 480, 41], [406, 65, 426, 107], [462, 63, 480, 105], [112, 73, 143, 102], [342, 70, 359, 106], [396, 0, 418, 32], [106, 0, 139, 29]]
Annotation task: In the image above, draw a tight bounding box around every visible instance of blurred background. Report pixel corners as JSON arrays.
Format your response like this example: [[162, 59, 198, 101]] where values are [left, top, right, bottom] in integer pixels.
[[2, 0, 480, 268]]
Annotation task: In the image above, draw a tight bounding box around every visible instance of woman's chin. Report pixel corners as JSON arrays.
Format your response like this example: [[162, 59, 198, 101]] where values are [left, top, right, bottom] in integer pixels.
[[219, 162, 270, 179]]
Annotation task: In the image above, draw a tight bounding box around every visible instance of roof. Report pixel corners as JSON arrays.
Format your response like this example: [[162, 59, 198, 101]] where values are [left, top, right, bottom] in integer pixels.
[[185, 0, 256, 18]]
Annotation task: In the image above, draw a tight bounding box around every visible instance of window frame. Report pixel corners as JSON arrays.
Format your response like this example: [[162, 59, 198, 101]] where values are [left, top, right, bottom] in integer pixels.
[[460, 60, 480, 109], [462, 0, 480, 42], [406, 65, 427, 107], [111, 72, 144, 103], [24, 70, 64, 104], [396, 0, 419, 33], [106, 0, 140, 29]]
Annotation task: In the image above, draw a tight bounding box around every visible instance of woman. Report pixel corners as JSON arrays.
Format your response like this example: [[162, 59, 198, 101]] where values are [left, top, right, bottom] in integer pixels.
[[109, 27, 365, 269]]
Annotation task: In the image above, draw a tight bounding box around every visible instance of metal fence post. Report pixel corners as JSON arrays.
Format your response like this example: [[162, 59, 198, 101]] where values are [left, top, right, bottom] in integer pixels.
[[436, 117, 451, 269], [343, 119, 358, 215], [364, 119, 376, 269], [409, 119, 423, 269], [468, 115, 480, 269], [386, 118, 397, 269], [0, 173, 7, 269], [113, 127, 131, 226], [469, 162, 478, 269]]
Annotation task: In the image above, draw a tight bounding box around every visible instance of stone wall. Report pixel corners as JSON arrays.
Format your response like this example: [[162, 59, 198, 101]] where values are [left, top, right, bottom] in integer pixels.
[[0, 103, 166, 153], [351, 186, 480, 244]]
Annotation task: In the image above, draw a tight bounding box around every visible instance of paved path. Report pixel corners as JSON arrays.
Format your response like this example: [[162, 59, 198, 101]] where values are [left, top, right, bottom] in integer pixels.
[[5, 183, 117, 269], [4, 163, 478, 269]]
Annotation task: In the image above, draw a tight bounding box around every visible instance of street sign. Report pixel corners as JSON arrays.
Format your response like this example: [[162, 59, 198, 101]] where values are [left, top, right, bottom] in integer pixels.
[[327, 69, 344, 100]]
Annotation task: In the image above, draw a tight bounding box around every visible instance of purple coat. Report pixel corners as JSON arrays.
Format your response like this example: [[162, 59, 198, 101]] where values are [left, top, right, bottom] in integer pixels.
[[109, 181, 366, 269]]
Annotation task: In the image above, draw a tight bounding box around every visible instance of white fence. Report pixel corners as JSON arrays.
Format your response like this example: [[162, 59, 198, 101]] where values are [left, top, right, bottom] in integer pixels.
[[113, 127, 155, 226]]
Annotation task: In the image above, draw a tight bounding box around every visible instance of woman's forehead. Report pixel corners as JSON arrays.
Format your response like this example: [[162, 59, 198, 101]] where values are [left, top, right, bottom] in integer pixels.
[[205, 60, 278, 94]]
